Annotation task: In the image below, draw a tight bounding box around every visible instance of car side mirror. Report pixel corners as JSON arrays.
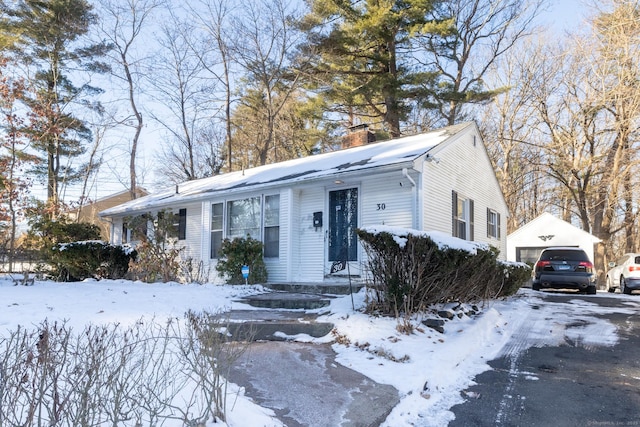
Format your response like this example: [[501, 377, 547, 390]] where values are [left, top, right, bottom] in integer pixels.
[[608, 262, 616, 268]]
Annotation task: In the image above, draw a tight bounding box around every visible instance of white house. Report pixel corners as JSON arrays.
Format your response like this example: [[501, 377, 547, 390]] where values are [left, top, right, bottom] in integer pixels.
[[506, 212, 601, 264], [99, 122, 508, 284]]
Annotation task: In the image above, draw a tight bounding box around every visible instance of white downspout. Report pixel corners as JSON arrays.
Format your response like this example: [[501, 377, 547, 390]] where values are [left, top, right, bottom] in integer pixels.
[[402, 168, 418, 229]]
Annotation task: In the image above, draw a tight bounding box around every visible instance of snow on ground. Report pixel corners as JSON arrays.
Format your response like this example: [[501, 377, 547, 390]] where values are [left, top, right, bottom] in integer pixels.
[[0, 275, 628, 426]]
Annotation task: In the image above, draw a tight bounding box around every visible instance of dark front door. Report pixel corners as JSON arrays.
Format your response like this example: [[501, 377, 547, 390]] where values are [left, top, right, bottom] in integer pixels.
[[328, 188, 358, 263]]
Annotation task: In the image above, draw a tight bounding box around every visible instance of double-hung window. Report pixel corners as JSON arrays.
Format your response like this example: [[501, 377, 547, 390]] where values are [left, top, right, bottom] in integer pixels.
[[487, 208, 500, 239], [452, 191, 474, 240], [263, 195, 280, 258], [157, 209, 186, 240], [210, 203, 224, 258]]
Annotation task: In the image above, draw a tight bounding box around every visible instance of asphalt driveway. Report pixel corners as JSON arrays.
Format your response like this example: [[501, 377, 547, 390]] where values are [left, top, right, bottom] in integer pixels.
[[449, 293, 640, 427]]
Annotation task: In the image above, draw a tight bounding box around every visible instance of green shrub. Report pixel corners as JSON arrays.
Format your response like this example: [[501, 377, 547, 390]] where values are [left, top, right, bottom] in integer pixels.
[[25, 214, 101, 253], [215, 236, 267, 284], [357, 227, 530, 316], [498, 261, 532, 297], [50, 241, 136, 281]]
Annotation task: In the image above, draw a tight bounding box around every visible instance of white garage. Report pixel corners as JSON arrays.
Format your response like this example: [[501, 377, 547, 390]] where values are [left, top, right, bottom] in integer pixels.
[[507, 212, 601, 265]]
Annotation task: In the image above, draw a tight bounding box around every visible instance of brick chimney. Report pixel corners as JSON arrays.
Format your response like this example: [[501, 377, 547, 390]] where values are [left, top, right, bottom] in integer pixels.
[[341, 124, 376, 149]]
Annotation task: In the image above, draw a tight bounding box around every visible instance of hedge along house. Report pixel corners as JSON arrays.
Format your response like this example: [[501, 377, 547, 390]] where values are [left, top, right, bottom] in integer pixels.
[[99, 122, 508, 284]]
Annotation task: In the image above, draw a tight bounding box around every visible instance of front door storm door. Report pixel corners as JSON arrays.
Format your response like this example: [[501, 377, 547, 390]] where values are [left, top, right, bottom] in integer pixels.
[[328, 188, 358, 264]]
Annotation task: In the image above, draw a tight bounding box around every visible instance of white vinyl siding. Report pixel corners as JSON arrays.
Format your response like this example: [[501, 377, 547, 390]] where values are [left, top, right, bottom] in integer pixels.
[[360, 172, 414, 229], [422, 129, 507, 256], [295, 187, 325, 282]]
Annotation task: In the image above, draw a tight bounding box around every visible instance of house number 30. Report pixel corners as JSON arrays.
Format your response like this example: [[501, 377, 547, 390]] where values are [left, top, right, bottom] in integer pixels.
[[377, 203, 386, 211]]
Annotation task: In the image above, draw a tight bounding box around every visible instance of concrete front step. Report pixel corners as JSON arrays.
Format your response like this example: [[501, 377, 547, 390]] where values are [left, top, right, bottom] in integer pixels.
[[225, 310, 334, 341], [265, 282, 364, 295], [227, 286, 350, 341], [242, 291, 332, 310]]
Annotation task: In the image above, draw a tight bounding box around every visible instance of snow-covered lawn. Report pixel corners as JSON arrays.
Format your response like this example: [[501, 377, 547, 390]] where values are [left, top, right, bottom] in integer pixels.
[[0, 276, 628, 426]]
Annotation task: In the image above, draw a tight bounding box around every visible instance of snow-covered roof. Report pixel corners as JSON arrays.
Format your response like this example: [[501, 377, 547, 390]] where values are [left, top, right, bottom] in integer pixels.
[[100, 122, 473, 217], [507, 212, 601, 243]]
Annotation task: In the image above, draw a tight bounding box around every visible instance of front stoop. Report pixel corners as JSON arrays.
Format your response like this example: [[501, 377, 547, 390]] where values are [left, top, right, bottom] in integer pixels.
[[242, 291, 332, 310], [228, 287, 344, 342], [225, 309, 334, 342], [264, 282, 364, 295]]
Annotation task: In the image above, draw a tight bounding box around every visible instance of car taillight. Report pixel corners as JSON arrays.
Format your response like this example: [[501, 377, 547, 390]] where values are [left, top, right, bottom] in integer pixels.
[[535, 260, 551, 269], [579, 261, 593, 272], [628, 265, 640, 272]]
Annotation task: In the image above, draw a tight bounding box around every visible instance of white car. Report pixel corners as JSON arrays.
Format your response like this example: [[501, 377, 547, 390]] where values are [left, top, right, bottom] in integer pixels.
[[605, 253, 640, 294]]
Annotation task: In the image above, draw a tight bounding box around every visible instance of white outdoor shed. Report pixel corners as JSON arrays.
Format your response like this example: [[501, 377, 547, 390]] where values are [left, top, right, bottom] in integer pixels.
[[100, 122, 508, 284], [506, 212, 601, 265]]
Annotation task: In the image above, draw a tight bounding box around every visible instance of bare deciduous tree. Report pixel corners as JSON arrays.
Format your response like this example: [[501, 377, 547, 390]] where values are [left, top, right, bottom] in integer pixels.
[[479, 40, 554, 233], [187, 0, 237, 172], [229, 0, 306, 167], [419, 0, 546, 126], [98, 0, 164, 199], [514, 0, 640, 278], [584, 0, 640, 270], [149, 11, 223, 182]]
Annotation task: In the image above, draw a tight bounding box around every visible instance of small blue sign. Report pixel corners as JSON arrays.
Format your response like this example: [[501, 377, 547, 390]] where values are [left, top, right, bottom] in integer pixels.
[[241, 265, 250, 279]]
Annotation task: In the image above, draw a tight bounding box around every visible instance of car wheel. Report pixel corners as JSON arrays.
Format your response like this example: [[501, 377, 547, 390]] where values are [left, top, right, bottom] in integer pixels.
[[606, 276, 616, 293], [532, 282, 541, 291], [587, 285, 597, 295], [622, 276, 632, 295]]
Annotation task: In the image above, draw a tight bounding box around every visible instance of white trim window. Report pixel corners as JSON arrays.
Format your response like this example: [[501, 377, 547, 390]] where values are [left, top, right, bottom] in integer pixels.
[[227, 197, 261, 239], [452, 190, 474, 240], [487, 208, 501, 239], [210, 195, 280, 259], [263, 194, 280, 258], [210, 203, 224, 258]]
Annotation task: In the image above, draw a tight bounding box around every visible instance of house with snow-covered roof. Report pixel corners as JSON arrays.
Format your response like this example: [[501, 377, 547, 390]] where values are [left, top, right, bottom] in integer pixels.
[[99, 121, 508, 284], [506, 212, 601, 265]]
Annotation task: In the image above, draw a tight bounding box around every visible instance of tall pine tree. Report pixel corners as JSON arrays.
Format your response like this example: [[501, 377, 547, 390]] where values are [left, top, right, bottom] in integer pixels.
[[0, 0, 110, 213], [297, 0, 448, 138]]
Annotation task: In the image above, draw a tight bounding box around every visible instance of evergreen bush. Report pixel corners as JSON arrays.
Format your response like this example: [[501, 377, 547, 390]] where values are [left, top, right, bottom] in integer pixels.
[[215, 236, 267, 284], [50, 241, 136, 281], [357, 227, 530, 316]]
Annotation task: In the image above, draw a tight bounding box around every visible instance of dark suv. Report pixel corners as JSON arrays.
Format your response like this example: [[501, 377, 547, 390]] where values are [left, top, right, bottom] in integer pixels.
[[532, 247, 597, 294]]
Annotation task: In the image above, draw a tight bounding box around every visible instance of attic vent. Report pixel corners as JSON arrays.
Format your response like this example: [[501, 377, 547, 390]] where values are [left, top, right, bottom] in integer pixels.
[[341, 124, 376, 149]]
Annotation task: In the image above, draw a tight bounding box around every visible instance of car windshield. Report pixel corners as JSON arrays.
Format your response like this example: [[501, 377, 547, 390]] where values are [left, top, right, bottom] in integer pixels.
[[540, 250, 587, 262]]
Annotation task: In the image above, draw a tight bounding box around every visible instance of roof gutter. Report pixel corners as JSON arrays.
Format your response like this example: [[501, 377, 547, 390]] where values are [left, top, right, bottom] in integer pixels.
[[101, 161, 415, 218], [402, 167, 419, 229]]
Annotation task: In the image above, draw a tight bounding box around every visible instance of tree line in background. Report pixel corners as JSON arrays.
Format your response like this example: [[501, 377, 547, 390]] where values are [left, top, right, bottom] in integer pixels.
[[0, 0, 639, 279]]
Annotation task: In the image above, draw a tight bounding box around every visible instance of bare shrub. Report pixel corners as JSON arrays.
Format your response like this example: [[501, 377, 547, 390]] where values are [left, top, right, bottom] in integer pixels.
[[0, 313, 247, 426], [126, 212, 185, 283], [180, 257, 212, 285], [172, 310, 252, 424]]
